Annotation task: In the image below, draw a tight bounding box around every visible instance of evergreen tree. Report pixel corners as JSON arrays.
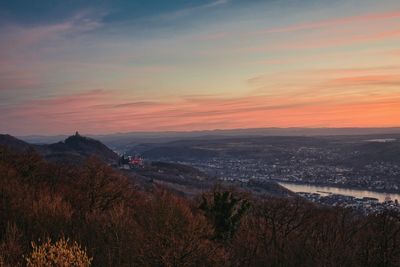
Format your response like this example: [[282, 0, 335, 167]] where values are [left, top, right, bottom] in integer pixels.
[[200, 190, 250, 241]]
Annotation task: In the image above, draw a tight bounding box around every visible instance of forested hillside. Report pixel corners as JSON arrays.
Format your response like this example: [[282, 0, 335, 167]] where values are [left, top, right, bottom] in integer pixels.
[[0, 133, 118, 165], [1, 145, 400, 266]]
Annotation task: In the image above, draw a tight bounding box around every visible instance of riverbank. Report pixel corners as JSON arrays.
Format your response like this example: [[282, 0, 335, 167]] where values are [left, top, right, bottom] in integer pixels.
[[271, 179, 400, 194], [276, 181, 400, 203]]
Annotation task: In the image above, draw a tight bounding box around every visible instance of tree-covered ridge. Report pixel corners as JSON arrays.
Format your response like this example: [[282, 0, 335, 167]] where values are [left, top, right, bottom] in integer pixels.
[[1, 145, 400, 266], [0, 133, 119, 165]]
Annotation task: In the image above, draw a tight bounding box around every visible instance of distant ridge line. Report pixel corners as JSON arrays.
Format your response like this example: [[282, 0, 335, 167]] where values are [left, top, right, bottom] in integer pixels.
[[15, 127, 400, 146]]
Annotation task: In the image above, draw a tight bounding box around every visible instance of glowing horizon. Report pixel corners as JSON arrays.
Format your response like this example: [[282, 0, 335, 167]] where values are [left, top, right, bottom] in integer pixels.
[[1, 0, 400, 135]]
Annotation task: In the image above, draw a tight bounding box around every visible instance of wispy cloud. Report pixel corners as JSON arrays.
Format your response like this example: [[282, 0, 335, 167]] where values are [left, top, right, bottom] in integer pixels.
[[238, 28, 400, 54], [137, 0, 229, 23], [0, 10, 104, 46], [1, 1, 400, 134], [328, 74, 400, 87], [0, 10, 105, 83], [2, 86, 400, 135], [256, 10, 400, 34]]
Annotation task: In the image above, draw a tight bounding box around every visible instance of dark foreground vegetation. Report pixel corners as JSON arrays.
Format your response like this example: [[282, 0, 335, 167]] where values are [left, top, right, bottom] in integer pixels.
[[1, 146, 400, 266]]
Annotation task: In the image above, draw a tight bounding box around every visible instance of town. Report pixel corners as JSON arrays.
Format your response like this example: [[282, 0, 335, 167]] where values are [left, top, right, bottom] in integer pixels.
[[297, 192, 400, 215], [118, 154, 144, 169], [169, 155, 400, 193], [126, 136, 400, 194], [119, 150, 400, 214]]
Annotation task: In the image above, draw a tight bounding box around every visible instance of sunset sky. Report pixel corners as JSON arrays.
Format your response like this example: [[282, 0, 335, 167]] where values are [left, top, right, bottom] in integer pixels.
[[1, 0, 400, 135]]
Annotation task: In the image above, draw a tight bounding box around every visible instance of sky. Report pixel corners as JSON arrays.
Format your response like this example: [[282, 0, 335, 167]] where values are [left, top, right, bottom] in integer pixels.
[[0, 0, 400, 135]]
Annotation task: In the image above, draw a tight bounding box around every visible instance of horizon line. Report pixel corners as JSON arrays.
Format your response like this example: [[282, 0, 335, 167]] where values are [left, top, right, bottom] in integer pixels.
[[12, 126, 400, 138]]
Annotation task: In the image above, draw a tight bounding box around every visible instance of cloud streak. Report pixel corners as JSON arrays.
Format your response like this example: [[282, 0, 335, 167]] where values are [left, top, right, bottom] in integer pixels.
[[257, 10, 400, 34], [1, 87, 400, 135], [1, 1, 400, 134]]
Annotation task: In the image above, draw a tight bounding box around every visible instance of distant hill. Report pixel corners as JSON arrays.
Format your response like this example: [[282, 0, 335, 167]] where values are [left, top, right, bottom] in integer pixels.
[[120, 161, 212, 196], [128, 136, 332, 160], [0, 134, 32, 152], [35, 132, 118, 164], [140, 146, 218, 161], [18, 127, 400, 152], [122, 161, 293, 198], [1, 132, 118, 165], [129, 135, 400, 164]]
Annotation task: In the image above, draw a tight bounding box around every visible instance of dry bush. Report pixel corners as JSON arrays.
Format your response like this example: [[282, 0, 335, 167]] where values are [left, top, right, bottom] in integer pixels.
[[25, 238, 92, 267], [31, 191, 73, 220]]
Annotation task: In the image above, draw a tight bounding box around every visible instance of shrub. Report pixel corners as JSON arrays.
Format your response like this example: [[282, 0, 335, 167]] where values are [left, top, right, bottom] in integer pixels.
[[25, 238, 92, 267]]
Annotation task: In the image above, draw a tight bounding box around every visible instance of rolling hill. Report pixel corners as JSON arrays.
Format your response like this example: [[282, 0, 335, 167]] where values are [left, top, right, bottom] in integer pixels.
[[0, 134, 32, 152], [1, 132, 119, 165]]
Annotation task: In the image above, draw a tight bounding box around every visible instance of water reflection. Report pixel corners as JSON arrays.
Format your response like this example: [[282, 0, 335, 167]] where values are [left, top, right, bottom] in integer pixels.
[[278, 182, 400, 202]]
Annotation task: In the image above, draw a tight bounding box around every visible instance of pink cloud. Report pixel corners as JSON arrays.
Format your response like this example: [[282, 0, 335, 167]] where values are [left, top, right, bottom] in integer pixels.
[[0, 10, 103, 67], [328, 75, 400, 87], [242, 29, 400, 53], [1, 87, 400, 135], [256, 10, 400, 34], [302, 66, 400, 76], [0, 70, 43, 91], [388, 49, 400, 56], [247, 65, 400, 110], [247, 58, 296, 66]]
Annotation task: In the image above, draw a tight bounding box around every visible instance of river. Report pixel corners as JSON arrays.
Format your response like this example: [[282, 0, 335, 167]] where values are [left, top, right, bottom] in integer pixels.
[[278, 182, 400, 202]]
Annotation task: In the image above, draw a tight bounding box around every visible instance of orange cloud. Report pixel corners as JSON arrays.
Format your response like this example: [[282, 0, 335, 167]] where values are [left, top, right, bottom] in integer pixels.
[[388, 49, 400, 56], [1, 88, 399, 135], [328, 75, 400, 87]]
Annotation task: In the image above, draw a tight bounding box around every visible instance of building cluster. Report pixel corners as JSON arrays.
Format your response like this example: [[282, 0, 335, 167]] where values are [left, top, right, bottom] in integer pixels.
[[118, 155, 144, 169], [172, 148, 400, 193], [137, 140, 400, 213], [297, 192, 400, 214]]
